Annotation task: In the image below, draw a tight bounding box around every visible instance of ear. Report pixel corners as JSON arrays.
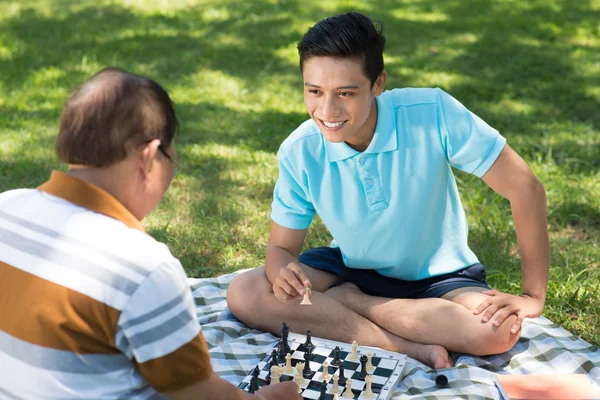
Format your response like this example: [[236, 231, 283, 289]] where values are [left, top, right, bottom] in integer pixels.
[[372, 70, 387, 97], [139, 139, 161, 180]]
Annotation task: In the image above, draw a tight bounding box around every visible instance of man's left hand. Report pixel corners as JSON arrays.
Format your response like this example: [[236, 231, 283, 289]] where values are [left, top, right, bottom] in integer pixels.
[[473, 289, 545, 334]]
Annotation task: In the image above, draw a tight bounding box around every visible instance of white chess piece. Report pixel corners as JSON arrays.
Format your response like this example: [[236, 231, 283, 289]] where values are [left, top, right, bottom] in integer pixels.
[[320, 360, 331, 380], [330, 374, 341, 394], [300, 286, 312, 305], [333, 395, 340, 400], [294, 371, 303, 393], [348, 340, 359, 361], [296, 362, 304, 375], [366, 352, 375, 373], [342, 378, 354, 398], [363, 375, 374, 399], [270, 365, 280, 384], [284, 353, 294, 373]]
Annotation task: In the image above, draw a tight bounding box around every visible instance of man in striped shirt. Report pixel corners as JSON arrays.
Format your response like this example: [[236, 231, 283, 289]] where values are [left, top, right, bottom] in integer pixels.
[[0, 68, 299, 400]]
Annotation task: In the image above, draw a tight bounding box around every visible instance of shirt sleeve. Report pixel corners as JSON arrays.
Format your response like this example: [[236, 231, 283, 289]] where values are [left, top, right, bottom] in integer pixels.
[[116, 258, 212, 393], [436, 88, 507, 177], [270, 149, 316, 230]]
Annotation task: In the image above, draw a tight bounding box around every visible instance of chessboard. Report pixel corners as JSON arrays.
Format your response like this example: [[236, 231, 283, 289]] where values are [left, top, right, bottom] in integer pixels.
[[238, 329, 407, 400]]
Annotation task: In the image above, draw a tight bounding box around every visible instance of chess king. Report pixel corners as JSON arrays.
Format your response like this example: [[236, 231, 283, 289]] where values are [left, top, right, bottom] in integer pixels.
[[227, 12, 549, 369]]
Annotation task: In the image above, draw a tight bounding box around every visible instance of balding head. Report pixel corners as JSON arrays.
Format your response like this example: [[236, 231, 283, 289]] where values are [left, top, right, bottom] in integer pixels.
[[56, 67, 178, 167]]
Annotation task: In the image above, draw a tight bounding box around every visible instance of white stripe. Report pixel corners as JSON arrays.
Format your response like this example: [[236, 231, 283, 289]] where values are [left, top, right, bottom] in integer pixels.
[[134, 318, 200, 363], [0, 212, 149, 284], [0, 350, 153, 399]]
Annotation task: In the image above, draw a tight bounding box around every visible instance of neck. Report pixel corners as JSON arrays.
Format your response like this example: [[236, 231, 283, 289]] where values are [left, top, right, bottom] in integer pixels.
[[345, 99, 378, 152]]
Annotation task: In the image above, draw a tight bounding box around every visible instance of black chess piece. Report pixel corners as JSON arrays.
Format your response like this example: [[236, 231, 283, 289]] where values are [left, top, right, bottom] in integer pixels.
[[302, 352, 312, 379], [435, 374, 449, 388], [338, 363, 347, 385], [252, 366, 260, 379], [331, 346, 342, 366], [318, 380, 327, 400], [359, 354, 368, 380], [303, 329, 315, 352], [270, 348, 279, 367], [248, 375, 259, 393], [281, 322, 291, 355], [277, 340, 286, 363]]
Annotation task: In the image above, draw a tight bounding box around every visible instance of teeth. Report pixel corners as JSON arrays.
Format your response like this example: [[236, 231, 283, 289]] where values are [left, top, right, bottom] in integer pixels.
[[323, 120, 345, 128]]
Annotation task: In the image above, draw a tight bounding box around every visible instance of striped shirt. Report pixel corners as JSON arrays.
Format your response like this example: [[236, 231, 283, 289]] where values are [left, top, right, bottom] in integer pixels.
[[0, 171, 212, 399]]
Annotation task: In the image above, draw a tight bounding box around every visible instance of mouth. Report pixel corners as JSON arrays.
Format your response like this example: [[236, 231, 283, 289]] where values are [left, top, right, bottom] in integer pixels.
[[319, 119, 348, 129]]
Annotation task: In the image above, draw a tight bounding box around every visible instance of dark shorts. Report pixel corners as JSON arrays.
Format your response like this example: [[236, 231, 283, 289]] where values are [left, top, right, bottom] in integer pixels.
[[299, 247, 490, 299]]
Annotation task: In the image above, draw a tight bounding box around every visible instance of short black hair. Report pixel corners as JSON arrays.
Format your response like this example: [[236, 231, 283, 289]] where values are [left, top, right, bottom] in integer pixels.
[[56, 67, 178, 167], [297, 12, 386, 85]]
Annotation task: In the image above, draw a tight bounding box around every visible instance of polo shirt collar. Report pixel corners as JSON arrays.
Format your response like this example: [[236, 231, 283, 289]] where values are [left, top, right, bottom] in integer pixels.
[[38, 170, 145, 232], [325, 93, 398, 162]]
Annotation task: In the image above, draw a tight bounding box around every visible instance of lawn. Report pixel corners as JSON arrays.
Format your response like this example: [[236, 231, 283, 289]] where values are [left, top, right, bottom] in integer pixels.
[[0, 0, 598, 345]]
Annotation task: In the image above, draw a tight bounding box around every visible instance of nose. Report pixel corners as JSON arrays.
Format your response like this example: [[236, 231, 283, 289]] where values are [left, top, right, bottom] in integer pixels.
[[318, 93, 341, 119]]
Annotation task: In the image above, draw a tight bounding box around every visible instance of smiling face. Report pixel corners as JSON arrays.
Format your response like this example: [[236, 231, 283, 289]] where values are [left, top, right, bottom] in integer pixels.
[[303, 56, 386, 151]]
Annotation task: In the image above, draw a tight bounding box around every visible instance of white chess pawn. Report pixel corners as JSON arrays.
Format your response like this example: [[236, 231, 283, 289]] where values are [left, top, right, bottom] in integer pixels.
[[283, 353, 294, 373], [296, 362, 304, 375], [320, 360, 331, 380], [366, 352, 375, 373], [342, 378, 354, 398], [348, 341, 359, 361], [330, 374, 341, 394], [293, 371, 303, 393], [363, 375, 374, 399], [300, 286, 312, 305]]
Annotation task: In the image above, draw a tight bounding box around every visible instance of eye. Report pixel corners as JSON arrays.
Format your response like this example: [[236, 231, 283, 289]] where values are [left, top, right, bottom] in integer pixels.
[[339, 91, 353, 97], [308, 89, 321, 95]]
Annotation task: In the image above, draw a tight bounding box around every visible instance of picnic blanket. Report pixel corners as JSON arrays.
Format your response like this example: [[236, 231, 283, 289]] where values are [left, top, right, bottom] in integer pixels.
[[190, 272, 600, 399]]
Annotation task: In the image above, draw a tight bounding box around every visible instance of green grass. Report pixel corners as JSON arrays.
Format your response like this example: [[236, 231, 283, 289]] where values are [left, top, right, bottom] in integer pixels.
[[0, 0, 598, 346]]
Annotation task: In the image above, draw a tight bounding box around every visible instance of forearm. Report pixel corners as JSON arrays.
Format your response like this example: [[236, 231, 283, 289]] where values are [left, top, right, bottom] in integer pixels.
[[265, 245, 298, 284], [510, 179, 550, 301]]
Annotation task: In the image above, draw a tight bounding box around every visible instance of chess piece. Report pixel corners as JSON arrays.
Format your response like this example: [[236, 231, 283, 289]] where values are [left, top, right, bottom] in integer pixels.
[[334, 395, 340, 400], [281, 322, 291, 355], [363, 375, 374, 399], [331, 346, 342, 366], [330, 375, 341, 394], [342, 378, 353, 398], [270, 348, 279, 367], [303, 351, 312, 378], [296, 362, 304, 374], [294, 370, 306, 386], [436, 374, 449, 388], [300, 286, 312, 305], [366, 352, 374, 373], [348, 340, 359, 361], [277, 340, 286, 363], [248, 375, 259, 393], [359, 354, 368, 380], [270, 365, 280, 384], [320, 360, 331, 380], [318, 380, 327, 400], [303, 329, 315, 353], [338, 363, 347, 385], [284, 353, 294, 373]]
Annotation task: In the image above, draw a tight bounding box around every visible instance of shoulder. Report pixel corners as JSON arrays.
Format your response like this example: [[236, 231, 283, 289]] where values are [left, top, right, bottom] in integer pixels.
[[383, 87, 442, 108], [279, 118, 323, 156]]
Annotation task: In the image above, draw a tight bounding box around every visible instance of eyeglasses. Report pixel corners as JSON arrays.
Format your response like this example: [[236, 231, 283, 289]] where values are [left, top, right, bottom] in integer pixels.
[[158, 145, 181, 177]]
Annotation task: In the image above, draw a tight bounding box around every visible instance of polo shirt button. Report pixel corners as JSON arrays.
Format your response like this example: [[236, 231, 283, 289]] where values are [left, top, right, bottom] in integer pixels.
[[359, 157, 366, 165], [367, 179, 374, 185]]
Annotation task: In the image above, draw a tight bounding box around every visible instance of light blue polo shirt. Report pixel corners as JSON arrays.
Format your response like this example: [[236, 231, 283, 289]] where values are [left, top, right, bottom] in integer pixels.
[[271, 88, 506, 281]]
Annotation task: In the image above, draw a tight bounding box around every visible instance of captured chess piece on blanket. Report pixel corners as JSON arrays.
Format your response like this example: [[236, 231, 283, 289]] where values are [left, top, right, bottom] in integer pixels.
[[238, 324, 407, 399]]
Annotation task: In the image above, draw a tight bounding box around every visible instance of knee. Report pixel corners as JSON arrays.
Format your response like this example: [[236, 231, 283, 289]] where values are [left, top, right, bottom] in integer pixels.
[[226, 268, 269, 323], [470, 324, 520, 356]]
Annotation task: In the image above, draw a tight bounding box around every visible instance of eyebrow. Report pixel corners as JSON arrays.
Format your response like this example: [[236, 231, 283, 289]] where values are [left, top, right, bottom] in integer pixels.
[[304, 82, 361, 90]]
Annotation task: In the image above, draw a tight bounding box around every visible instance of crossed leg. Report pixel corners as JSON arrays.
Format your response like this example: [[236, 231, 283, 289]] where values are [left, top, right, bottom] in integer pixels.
[[226, 265, 519, 369]]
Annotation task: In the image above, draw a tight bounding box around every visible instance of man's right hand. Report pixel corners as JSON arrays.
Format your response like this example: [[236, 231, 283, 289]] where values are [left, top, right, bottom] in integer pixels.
[[272, 262, 311, 303], [255, 381, 302, 399]]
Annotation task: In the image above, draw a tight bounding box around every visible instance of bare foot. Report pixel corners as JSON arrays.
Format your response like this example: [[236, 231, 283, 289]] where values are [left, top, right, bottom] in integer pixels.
[[413, 344, 453, 369]]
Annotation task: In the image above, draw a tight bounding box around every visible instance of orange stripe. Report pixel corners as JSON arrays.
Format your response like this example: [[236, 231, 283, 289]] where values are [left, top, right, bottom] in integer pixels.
[[0, 261, 120, 354], [37, 171, 145, 232], [137, 333, 213, 392]]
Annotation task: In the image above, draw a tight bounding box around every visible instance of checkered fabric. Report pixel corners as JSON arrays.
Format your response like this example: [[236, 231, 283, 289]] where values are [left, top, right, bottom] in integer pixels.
[[190, 272, 600, 399]]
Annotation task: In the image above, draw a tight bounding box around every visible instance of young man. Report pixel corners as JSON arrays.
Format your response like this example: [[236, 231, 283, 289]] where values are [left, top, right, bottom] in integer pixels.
[[227, 12, 549, 369], [0, 68, 300, 400]]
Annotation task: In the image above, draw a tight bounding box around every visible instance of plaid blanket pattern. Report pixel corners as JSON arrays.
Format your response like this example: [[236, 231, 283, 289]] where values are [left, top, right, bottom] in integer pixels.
[[190, 272, 600, 399]]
